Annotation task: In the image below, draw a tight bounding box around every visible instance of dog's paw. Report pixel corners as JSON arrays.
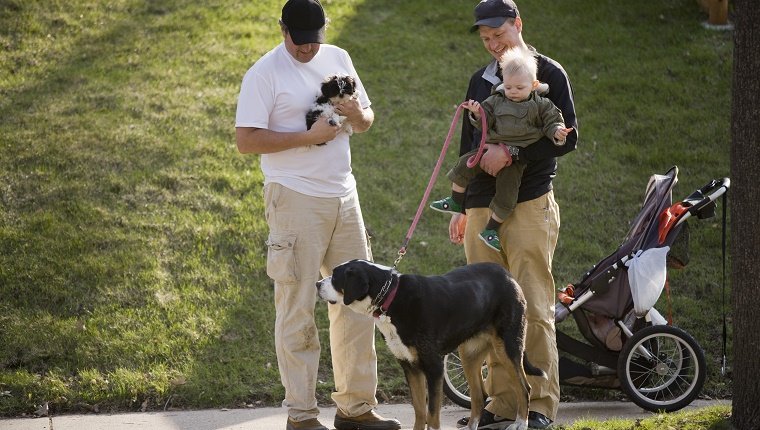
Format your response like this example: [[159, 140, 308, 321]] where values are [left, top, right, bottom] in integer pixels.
[[506, 420, 528, 430]]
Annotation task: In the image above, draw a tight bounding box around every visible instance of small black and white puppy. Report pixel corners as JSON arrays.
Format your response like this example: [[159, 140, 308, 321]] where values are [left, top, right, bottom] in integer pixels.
[[316, 259, 545, 430], [305, 74, 358, 145]]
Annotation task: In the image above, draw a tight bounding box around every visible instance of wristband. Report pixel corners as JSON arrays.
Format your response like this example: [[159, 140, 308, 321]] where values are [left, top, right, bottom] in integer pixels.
[[499, 144, 519, 160]]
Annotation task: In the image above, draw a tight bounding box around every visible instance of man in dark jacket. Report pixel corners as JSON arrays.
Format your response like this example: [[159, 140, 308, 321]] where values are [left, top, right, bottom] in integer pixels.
[[448, 0, 578, 428]]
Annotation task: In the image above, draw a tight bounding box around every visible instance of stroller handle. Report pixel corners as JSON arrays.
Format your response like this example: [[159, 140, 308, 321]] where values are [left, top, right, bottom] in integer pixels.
[[658, 176, 730, 245], [676, 176, 730, 228]]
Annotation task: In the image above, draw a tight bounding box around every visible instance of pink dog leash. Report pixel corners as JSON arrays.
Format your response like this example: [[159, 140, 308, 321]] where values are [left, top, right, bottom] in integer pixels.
[[394, 102, 487, 268], [464, 107, 490, 169]]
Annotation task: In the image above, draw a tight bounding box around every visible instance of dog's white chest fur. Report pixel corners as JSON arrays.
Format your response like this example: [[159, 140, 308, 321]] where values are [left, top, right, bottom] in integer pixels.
[[317, 104, 350, 133], [375, 318, 417, 363]]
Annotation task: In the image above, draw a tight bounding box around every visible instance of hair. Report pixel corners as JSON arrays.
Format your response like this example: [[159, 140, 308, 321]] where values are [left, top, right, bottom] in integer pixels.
[[498, 47, 537, 81]]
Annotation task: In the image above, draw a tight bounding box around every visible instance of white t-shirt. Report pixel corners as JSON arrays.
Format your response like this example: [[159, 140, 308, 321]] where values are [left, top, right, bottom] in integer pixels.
[[235, 43, 371, 198]]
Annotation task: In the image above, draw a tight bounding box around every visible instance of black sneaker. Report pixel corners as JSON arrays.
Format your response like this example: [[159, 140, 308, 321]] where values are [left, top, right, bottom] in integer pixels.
[[527, 411, 553, 429], [456, 409, 513, 429]]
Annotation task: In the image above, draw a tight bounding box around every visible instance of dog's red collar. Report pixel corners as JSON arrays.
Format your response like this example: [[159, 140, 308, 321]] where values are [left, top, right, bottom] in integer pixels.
[[372, 275, 399, 318]]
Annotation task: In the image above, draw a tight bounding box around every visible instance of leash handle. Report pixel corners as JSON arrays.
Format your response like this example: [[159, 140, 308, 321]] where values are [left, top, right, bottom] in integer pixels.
[[396, 103, 487, 267], [465, 106, 489, 168]]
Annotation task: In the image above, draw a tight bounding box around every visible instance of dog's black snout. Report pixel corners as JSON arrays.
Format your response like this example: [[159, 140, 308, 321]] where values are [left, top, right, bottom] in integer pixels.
[[315, 280, 321, 289]]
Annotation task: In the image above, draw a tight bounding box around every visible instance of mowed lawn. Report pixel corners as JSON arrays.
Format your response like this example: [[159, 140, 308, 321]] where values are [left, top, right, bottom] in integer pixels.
[[1, 0, 732, 416]]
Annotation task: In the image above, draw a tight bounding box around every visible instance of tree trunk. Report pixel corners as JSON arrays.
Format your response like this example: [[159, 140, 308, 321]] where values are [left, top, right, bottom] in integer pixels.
[[731, 0, 760, 428]]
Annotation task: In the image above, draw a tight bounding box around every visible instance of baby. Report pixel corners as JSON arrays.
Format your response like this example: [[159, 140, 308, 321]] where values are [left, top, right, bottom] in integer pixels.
[[431, 47, 573, 251]]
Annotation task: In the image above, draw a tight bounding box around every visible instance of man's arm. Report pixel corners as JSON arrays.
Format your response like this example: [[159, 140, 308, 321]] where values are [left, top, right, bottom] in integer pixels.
[[236, 116, 340, 154], [235, 104, 374, 154]]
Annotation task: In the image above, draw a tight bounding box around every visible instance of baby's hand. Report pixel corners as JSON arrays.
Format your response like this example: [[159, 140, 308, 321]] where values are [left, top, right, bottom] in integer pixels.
[[463, 100, 481, 118], [554, 126, 573, 144]]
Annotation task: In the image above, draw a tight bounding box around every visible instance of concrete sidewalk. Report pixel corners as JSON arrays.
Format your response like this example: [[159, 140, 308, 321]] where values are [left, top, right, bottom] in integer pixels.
[[0, 399, 730, 430]]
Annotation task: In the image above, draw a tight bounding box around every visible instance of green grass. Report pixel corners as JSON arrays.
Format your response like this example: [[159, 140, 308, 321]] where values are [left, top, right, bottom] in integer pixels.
[[1, 0, 732, 423], [559, 404, 733, 430]]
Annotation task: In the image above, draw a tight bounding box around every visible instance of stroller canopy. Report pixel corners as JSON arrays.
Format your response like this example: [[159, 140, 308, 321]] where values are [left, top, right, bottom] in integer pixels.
[[573, 167, 683, 319]]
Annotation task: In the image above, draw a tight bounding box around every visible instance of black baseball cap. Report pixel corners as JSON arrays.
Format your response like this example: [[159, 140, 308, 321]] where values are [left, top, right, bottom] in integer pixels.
[[281, 0, 326, 45], [470, 0, 519, 32]]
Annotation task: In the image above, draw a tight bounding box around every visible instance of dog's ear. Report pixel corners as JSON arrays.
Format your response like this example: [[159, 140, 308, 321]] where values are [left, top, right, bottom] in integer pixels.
[[341, 266, 369, 305], [321, 76, 340, 98], [344, 76, 356, 94]]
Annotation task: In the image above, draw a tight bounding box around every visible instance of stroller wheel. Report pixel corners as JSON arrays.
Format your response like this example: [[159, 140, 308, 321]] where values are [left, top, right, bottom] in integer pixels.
[[617, 324, 706, 412], [442, 351, 488, 409]]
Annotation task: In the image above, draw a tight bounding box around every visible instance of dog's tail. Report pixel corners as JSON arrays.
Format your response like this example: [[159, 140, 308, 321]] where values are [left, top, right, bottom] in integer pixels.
[[523, 353, 547, 378]]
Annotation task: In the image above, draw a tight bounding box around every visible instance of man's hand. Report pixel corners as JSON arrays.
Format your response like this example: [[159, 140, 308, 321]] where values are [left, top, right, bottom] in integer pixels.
[[479, 144, 511, 176], [334, 97, 373, 133], [334, 97, 362, 122], [449, 213, 467, 245], [309, 116, 340, 143]]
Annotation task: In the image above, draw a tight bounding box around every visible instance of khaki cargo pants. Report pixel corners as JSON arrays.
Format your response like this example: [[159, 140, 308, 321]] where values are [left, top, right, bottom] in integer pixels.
[[463, 191, 561, 421], [264, 183, 378, 422]]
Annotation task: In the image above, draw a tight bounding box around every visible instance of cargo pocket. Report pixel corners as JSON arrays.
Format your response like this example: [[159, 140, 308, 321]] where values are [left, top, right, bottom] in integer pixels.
[[265, 232, 298, 283]]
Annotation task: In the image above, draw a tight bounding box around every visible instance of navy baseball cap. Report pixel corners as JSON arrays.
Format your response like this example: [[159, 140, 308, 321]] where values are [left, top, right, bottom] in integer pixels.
[[470, 0, 519, 32], [281, 0, 326, 45]]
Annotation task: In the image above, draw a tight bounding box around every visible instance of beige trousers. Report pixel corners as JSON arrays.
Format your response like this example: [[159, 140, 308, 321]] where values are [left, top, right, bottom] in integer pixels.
[[264, 183, 378, 422], [463, 191, 561, 420]]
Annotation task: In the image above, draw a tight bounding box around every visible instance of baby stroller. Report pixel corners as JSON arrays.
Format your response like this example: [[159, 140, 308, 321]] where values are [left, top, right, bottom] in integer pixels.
[[443, 166, 730, 413]]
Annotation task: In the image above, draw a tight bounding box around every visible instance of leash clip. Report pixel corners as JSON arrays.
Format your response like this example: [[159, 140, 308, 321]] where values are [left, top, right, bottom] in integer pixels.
[[393, 247, 407, 269]]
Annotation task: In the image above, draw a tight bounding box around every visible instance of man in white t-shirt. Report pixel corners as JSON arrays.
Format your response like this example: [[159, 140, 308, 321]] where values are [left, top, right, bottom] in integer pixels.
[[235, 1, 400, 430]]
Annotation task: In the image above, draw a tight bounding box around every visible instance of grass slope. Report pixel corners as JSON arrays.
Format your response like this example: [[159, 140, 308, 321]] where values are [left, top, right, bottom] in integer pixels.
[[1, 0, 732, 418]]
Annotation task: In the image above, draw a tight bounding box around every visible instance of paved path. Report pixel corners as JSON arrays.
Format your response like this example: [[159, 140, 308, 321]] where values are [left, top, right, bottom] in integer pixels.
[[0, 399, 730, 429]]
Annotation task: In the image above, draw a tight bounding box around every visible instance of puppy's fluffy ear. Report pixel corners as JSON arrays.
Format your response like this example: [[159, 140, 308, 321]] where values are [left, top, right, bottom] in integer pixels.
[[341, 266, 369, 305], [320, 77, 340, 98], [344, 76, 357, 93]]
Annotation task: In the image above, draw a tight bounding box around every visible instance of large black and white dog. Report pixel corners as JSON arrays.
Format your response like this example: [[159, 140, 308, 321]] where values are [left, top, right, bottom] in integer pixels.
[[305, 74, 358, 145], [316, 259, 545, 430]]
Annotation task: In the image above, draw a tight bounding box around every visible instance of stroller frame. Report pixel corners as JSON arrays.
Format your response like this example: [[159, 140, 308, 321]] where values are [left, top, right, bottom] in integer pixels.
[[443, 166, 730, 413]]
